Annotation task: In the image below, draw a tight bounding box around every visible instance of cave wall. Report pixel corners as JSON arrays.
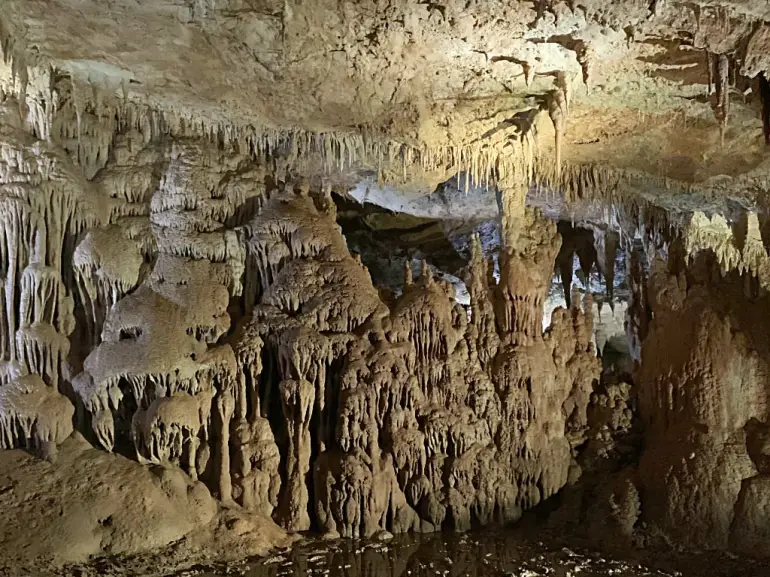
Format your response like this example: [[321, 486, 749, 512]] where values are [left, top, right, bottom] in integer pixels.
[[636, 252, 770, 553]]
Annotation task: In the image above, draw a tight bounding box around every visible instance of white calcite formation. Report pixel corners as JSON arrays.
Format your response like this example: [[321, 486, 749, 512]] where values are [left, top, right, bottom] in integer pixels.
[[72, 141, 260, 504], [0, 101, 105, 394]]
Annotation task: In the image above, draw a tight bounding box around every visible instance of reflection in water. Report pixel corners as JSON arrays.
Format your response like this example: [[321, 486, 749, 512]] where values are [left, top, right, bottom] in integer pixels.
[[200, 528, 762, 577]]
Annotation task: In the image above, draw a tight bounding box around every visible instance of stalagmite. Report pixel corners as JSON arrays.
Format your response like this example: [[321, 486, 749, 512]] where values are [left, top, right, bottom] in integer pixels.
[[228, 172, 600, 537], [731, 419, 770, 557], [279, 378, 314, 531], [496, 196, 560, 344], [465, 234, 499, 369], [232, 417, 281, 516], [217, 390, 235, 502]]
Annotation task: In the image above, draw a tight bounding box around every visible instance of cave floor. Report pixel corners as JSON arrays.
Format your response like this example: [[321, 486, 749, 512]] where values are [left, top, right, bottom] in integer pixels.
[[192, 528, 764, 577]]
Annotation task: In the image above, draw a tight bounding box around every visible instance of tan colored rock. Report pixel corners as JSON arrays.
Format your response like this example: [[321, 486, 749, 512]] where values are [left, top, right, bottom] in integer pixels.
[[232, 417, 281, 516], [0, 374, 73, 461], [731, 476, 770, 558], [637, 254, 770, 549], [0, 433, 293, 574], [279, 378, 315, 531]]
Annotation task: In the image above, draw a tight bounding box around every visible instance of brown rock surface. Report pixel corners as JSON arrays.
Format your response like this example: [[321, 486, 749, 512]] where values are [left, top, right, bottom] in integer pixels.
[[636, 253, 770, 550], [0, 433, 294, 574]]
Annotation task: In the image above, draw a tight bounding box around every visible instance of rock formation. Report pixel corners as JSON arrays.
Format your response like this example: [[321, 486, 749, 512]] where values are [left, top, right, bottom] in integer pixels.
[[635, 252, 770, 550], [0, 70, 605, 554], [228, 169, 600, 539], [1, 0, 770, 573]]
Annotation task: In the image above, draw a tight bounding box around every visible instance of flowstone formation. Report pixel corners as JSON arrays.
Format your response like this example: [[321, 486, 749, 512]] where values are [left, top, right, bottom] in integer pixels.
[[231, 177, 600, 538], [0, 64, 603, 569], [73, 140, 255, 495], [0, 90, 298, 571], [0, 100, 104, 452]]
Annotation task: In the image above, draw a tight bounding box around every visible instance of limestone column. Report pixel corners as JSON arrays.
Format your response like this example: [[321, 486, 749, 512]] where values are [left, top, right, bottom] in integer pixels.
[[217, 391, 235, 502], [495, 183, 560, 344], [279, 378, 315, 531]]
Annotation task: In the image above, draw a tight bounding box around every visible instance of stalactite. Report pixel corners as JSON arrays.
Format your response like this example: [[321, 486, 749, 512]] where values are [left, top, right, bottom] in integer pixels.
[[0, 374, 73, 461], [577, 46, 594, 92], [0, 98, 106, 404], [558, 251, 575, 308], [404, 259, 413, 286], [70, 142, 251, 507], [131, 389, 213, 476], [73, 226, 143, 347], [5, 7, 770, 567], [547, 86, 568, 179], [595, 229, 619, 302], [759, 72, 770, 146], [10, 46, 643, 201], [713, 53, 730, 146]]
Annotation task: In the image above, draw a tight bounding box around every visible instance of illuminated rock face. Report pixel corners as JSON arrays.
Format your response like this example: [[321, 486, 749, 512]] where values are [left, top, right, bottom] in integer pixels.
[[0, 103, 299, 572], [1, 0, 770, 571], [635, 253, 770, 550], [0, 86, 600, 560], [234, 181, 599, 538]]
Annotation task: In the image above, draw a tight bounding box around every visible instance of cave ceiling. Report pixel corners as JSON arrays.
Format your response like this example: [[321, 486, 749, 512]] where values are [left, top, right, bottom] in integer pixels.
[[1, 0, 769, 212]]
